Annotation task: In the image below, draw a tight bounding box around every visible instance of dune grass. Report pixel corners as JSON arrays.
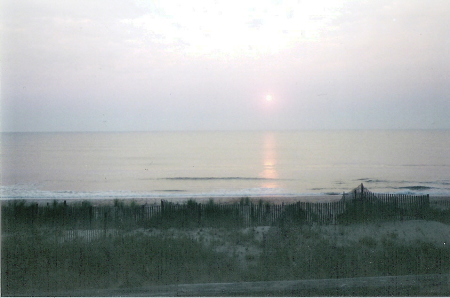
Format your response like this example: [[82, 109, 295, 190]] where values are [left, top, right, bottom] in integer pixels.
[[3, 223, 450, 296], [2, 229, 241, 295], [2, 198, 450, 296]]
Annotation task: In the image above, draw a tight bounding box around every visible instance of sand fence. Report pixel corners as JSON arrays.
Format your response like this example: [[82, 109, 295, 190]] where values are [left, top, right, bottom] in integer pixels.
[[2, 184, 444, 235]]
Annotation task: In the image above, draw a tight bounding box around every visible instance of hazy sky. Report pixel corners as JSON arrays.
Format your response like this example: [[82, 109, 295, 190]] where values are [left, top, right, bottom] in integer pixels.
[[2, 0, 449, 132]]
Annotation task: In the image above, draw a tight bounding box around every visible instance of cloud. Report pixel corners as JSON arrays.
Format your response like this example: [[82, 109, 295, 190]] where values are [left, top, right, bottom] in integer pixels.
[[1, 0, 449, 132], [119, 0, 346, 58]]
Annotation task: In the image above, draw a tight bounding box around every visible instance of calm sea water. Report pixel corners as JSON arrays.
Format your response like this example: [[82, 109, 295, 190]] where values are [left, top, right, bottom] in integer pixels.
[[1, 130, 449, 200]]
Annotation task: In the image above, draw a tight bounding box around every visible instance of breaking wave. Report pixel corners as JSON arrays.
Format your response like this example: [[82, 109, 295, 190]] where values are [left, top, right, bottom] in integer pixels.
[[161, 177, 276, 181]]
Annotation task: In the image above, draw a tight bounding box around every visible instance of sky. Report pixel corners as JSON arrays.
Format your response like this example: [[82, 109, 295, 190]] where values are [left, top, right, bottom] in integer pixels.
[[1, 0, 449, 132]]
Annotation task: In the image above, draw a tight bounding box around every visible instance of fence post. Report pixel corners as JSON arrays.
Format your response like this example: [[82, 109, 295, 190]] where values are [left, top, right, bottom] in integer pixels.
[[62, 200, 67, 227], [89, 206, 93, 229], [103, 210, 107, 237]]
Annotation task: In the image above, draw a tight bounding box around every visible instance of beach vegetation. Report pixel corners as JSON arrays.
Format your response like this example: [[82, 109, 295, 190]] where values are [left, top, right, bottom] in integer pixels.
[[359, 236, 378, 248], [113, 198, 124, 208], [337, 200, 400, 224], [80, 200, 92, 208], [140, 199, 244, 229], [277, 202, 309, 226], [2, 231, 240, 296], [2, 198, 450, 296], [240, 196, 251, 206], [421, 207, 450, 224]]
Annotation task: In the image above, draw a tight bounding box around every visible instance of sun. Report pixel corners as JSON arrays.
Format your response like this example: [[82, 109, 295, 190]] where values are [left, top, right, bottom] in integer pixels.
[[265, 94, 273, 102]]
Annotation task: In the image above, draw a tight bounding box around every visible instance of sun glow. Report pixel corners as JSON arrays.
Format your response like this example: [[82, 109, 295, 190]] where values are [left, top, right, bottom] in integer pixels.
[[260, 132, 278, 189], [122, 1, 345, 58], [265, 94, 273, 102]]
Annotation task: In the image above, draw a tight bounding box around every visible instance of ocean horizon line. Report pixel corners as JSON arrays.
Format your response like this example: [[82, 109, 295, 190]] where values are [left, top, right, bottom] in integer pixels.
[[2, 128, 450, 134]]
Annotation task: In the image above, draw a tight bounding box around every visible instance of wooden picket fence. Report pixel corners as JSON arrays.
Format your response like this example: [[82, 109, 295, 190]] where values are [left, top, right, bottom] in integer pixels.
[[2, 188, 441, 233], [430, 198, 450, 210], [2, 189, 449, 296]]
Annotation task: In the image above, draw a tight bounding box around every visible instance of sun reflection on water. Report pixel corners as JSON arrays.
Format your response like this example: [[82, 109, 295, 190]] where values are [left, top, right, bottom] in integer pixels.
[[260, 132, 278, 189]]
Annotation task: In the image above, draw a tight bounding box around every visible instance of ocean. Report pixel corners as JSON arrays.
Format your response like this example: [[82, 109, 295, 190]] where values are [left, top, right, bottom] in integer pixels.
[[1, 130, 449, 201]]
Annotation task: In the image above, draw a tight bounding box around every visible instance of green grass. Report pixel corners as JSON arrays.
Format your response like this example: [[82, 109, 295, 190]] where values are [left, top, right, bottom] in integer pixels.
[[243, 229, 449, 284], [2, 198, 450, 296], [3, 223, 450, 296], [2, 230, 241, 296], [142, 199, 245, 229]]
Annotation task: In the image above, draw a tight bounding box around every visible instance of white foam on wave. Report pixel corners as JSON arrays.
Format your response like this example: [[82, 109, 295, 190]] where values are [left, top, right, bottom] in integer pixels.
[[0, 185, 144, 200], [1, 183, 449, 201], [1, 184, 334, 201]]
